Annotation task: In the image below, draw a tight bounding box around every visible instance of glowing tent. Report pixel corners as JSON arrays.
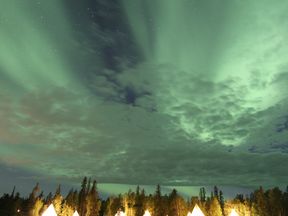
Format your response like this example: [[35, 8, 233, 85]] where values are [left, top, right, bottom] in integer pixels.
[[73, 210, 80, 216], [42, 204, 57, 216], [189, 204, 205, 216], [229, 209, 239, 216], [143, 210, 151, 216], [115, 210, 126, 216]]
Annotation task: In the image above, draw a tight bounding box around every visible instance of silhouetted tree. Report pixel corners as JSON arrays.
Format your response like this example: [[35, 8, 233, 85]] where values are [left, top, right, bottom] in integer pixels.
[[168, 189, 187, 216], [86, 180, 101, 216], [153, 184, 165, 216], [219, 190, 224, 215], [79, 177, 88, 216], [134, 186, 144, 216], [199, 187, 206, 203], [213, 186, 219, 200], [253, 186, 269, 216], [266, 187, 283, 216]]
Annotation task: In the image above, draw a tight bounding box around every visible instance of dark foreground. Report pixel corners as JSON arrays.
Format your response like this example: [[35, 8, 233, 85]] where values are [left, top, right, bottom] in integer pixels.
[[1, 177, 288, 216]]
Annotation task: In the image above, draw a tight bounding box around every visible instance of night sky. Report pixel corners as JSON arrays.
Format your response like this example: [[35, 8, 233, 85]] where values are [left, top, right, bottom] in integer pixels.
[[1, 0, 288, 196]]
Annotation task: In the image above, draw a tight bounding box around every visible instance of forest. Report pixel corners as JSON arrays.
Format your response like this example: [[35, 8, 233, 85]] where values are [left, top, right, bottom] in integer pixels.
[[0, 177, 288, 216]]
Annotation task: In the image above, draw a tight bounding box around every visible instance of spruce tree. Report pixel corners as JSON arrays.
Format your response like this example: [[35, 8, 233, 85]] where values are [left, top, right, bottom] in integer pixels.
[[52, 185, 63, 215], [219, 190, 224, 215], [199, 187, 206, 203], [79, 177, 88, 216], [153, 184, 163, 216], [27, 183, 40, 216], [87, 180, 101, 216], [213, 186, 219, 199], [253, 186, 269, 216], [135, 186, 144, 216], [207, 196, 222, 216]]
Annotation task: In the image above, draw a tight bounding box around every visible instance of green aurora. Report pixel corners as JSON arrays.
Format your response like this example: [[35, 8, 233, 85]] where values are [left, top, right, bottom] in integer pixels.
[[0, 0, 288, 194], [0, 0, 78, 91], [122, 0, 288, 145]]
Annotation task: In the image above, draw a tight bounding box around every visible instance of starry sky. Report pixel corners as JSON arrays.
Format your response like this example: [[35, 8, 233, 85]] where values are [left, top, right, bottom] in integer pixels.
[[0, 0, 288, 196]]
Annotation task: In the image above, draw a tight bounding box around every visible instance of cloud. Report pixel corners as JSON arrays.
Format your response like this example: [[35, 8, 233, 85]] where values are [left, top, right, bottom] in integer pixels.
[[1, 0, 288, 190], [1, 48, 288, 187]]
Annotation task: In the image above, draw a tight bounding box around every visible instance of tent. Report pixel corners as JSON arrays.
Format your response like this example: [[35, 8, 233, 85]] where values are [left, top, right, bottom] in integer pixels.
[[229, 209, 239, 216], [73, 210, 80, 216], [143, 210, 151, 216], [42, 204, 57, 216], [115, 210, 126, 216], [189, 204, 205, 216]]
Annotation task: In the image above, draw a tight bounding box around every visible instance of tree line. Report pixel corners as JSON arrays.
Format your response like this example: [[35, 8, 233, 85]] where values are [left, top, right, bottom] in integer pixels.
[[1, 177, 288, 216]]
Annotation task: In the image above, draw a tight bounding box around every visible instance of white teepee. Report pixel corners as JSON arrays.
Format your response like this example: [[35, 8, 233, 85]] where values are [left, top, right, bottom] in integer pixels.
[[42, 204, 57, 216], [143, 210, 151, 216], [229, 209, 239, 216], [189, 204, 205, 216], [73, 210, 80, 216]]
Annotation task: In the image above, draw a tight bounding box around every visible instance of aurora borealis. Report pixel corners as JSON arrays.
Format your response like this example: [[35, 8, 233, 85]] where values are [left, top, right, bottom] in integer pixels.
[[0, 0, 288, 195]]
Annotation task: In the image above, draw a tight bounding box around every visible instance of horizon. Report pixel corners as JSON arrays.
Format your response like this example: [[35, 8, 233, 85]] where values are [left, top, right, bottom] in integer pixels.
[[0, 178, 272, 200]]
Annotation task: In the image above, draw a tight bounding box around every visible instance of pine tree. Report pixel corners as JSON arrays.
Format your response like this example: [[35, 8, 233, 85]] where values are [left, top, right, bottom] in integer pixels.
[[253, 186, 269, 216], [267, 187, 283, 216], [10, 186, 15, 198], [59, 200, 74, 216], [29, 183, 40, 201], [219, 190, 224, 215], [79, 177, 88, 216], [27, 183, 40, 216], [207, 197, 222, 216], [87, 178, 92, 195], [199, 188, 206, 203], [86, 180, 101, 216], [283, 186, 288, 216], [31, 198, 44, 216], [135, 186, 144, 216], [66, 189, 78, 211], [45, 192, 53, 204], [168, 189, 187, 216], [214, 186, 219, 199], [168, 189, 178, 216], [52, 185, 63, 215], [104, 197, 113, 216], [153, 184, 164, 216]]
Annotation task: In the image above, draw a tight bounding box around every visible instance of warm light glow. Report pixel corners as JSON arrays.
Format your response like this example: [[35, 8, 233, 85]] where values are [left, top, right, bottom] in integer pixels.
[[143, 210, 151, 216], [188, 204, 205, 216], [42, 204, 57, 216], [115, 210, 126, 216], [229, 209, 239, 216], [73, 210, 80, 216]]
